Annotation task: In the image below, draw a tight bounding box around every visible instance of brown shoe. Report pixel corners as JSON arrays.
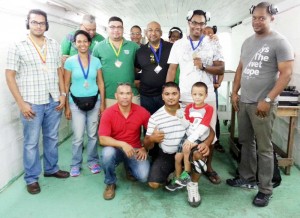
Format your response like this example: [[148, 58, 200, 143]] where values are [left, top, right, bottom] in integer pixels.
[[27, 182, 41, 194], [44, 170, 70, 178], [103, 184, 116, 200]]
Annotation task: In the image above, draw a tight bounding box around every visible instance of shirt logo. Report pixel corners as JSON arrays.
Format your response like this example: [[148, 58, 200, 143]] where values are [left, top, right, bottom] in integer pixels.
[[243, 44, 270, 79], [124, 50, 130, 55]]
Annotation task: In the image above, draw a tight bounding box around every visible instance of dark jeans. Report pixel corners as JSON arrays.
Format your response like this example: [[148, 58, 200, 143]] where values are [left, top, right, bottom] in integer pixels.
[[141, 94, 164, 115]]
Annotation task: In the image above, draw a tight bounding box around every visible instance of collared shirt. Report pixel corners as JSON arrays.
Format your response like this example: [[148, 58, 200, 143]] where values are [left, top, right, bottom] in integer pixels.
[[168, 36, 224, 102], [92, 38, 139, 99], [6, 36, 62, 104], [135, 39, 173, 96], [146, 105, 187, 154], [61, 32, 105, 56], [99, 103, 150, 148]]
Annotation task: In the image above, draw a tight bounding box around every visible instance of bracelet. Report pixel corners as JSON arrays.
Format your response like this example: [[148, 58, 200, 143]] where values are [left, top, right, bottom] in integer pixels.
[[60, 92, 67, 97]]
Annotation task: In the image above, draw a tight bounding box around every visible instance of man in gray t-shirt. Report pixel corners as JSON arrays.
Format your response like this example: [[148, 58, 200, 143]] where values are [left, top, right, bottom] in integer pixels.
[[226, 2, 294, 207]]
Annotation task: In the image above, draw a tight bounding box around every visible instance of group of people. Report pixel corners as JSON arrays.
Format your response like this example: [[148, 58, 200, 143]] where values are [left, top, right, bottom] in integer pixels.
[[5, 1, 294, 209]]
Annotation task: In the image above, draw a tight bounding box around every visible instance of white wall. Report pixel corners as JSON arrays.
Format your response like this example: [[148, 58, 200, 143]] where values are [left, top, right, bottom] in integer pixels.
[[0, 0, 77, 190], [228, 1, 300, 167]]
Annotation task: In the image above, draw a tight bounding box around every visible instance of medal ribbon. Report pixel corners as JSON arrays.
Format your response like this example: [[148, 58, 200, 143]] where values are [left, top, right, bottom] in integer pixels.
[[78, 54, 90, 80], [28, 35, 47, 63], [149, 40, 162, 65], [109, 39, 123, 58], [189, 35, 204, 51]]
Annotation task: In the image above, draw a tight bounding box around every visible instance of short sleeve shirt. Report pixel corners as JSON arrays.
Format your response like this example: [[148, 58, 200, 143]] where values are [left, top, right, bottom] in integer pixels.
[[168, 36, 224, 102], [99, 103, 150, 148], [6, 36, 61, 104], [64, 55, 102, 102], [93, 38, 139, 99]]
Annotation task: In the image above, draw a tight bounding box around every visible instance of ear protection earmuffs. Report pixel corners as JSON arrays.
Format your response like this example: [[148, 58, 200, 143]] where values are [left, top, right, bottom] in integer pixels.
[[168, 27, 183, 39], [186, 10, 211, 22], [249, 4, 279, 15], [26, 20, 49, 31]]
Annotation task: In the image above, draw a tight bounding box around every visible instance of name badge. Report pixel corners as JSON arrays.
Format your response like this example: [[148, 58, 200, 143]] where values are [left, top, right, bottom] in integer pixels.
[[154, 65, 162, 74]]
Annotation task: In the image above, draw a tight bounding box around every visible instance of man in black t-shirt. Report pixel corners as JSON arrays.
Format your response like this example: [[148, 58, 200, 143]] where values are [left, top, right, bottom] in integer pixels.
[[135, 21, 173, 115]]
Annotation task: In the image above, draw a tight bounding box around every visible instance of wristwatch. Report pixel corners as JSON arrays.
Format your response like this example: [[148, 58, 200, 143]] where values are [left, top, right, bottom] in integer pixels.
[[200, 64, 206, 71], [60, 92, 67, 97], [264, 96, 272, 103]]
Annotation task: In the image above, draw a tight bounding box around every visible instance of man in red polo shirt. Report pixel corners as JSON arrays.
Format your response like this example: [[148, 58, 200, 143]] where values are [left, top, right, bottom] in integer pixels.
[[99, 83, 150, 200]]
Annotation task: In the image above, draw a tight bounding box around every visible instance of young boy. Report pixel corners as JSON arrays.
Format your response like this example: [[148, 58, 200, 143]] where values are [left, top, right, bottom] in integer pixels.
[[166, 82, 213, 191]]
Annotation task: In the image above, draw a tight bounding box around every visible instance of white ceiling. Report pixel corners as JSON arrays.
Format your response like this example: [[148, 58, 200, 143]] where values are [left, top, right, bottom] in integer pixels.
[[49, 0, 284, 33]]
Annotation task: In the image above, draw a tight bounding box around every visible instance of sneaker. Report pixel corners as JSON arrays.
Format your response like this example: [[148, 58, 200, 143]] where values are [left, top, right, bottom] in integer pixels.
[[89, 164, 101, 174], [70, 167, 80, 177], [187, 182, 201, 207], [226, 177, 257, 189], [165, 178, 183, 191], [176, 171, 191, 186], [253, 191, 272, 207], [103, 184, 116, 200]]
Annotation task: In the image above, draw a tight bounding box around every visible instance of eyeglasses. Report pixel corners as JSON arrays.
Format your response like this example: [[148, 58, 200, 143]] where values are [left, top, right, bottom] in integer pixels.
[[82, 24, 96, 32], [109, 26, 123, 30], [189, 21, 206, 27], [30, 20, 47, 27], [130, 32, 141, 36], [147, 29, 161, 34]]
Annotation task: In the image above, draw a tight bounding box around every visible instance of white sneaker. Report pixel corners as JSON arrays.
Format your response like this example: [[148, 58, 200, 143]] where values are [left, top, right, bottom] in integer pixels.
[[187, 182, 201, 207]]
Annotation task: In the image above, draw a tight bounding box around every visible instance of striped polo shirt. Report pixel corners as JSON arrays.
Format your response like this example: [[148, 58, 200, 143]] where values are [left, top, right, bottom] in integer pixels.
[[146, 106, 187, 154]]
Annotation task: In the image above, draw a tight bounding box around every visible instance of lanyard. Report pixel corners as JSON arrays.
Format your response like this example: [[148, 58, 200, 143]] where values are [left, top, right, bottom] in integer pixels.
[[28, 35, 47, 63], [109, 39, 123, 58], [189, 35, 204, 51], [149, 40, 162, 65], [78, 54, 90, 80]]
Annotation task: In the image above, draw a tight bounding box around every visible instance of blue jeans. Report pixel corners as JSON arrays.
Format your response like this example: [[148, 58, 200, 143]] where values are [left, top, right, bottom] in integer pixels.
[[70, 101, 100, 168], [21, 98, 62, 185], [101, 147, 150, 185], [140, 94, 164, 115]]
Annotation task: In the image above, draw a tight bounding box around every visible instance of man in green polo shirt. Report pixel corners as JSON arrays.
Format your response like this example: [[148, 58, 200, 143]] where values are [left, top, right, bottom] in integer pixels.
[[93, 16, 139, 107], [61, 14, 104, 62]]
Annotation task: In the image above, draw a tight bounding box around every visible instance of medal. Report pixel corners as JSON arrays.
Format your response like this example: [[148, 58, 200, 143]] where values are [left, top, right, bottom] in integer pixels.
[[109, 39, 123, 68], [115, 60, 122, 68], [154, 65, 162, 74], [149, 40, 163, 73], [78, 54, 90, 88], [28, 35, 48, 69], [83, 80, 89, 88], [192, 51, 198, 59], [42, 63, 48, 72]]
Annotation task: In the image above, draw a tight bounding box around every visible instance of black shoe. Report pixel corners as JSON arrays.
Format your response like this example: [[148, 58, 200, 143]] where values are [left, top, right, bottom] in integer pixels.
[[226, 177, 257, 189], [272, 178, 282, 188], [253, 191, 272, 207]]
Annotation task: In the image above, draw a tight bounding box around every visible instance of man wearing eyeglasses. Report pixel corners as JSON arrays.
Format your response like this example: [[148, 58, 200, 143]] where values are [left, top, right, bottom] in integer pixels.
[[61, 14, 104, 61], [166, 9, 224, 205], [93, 16, 140, 107], [5, 9, 69, 195], [130, 25, 143, 46]]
